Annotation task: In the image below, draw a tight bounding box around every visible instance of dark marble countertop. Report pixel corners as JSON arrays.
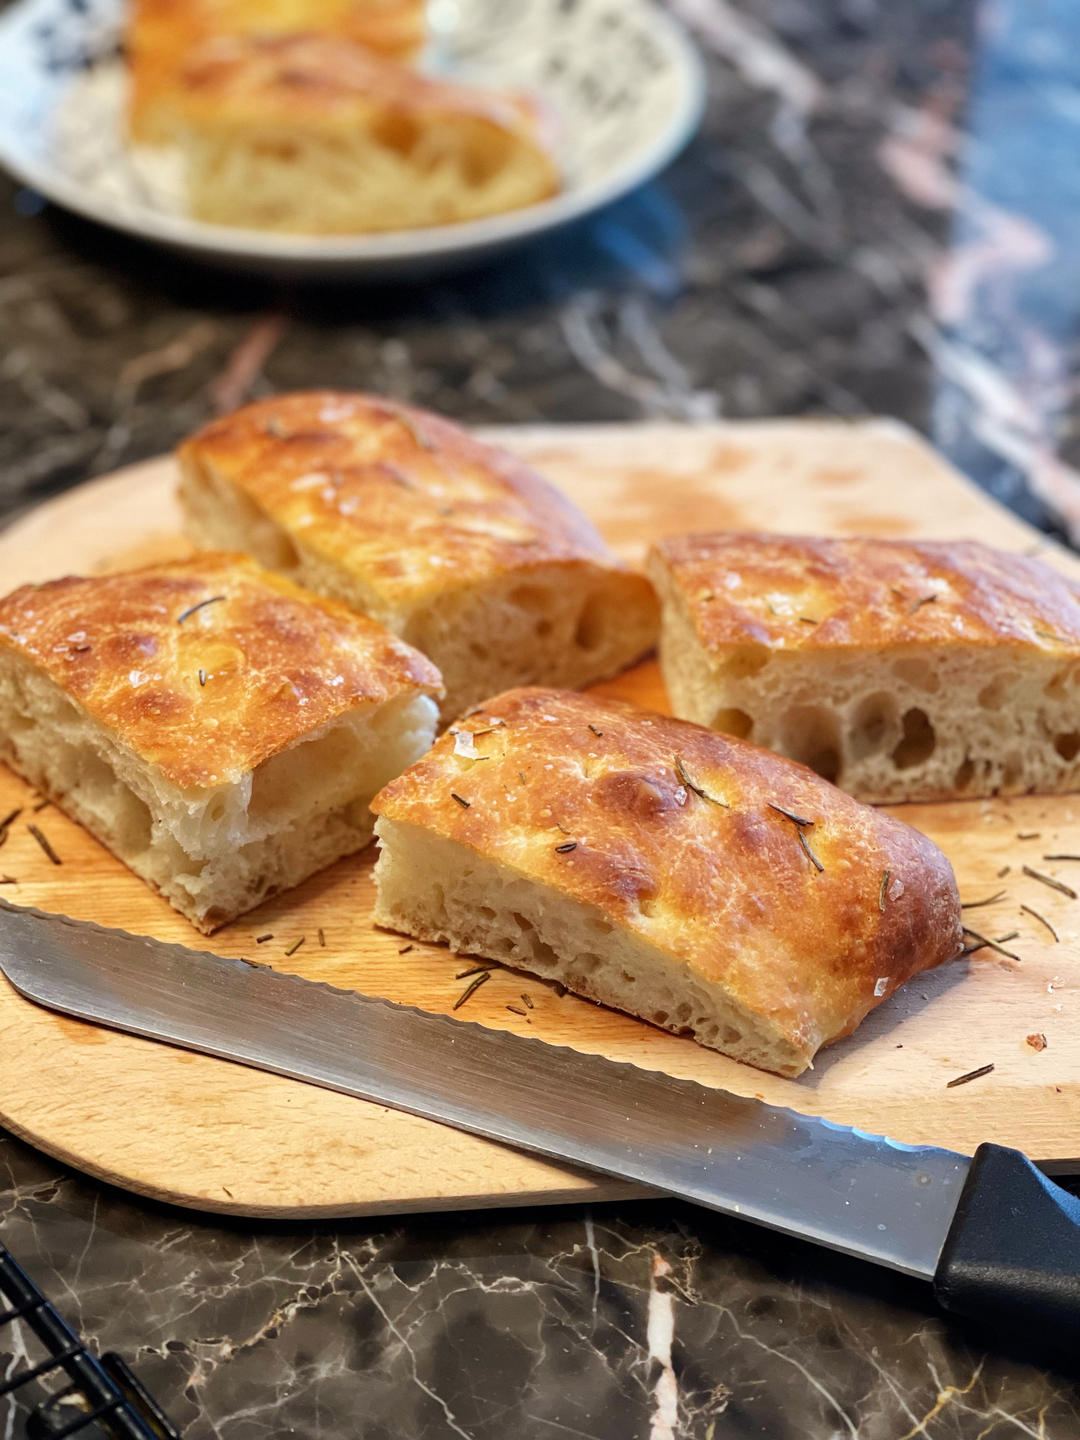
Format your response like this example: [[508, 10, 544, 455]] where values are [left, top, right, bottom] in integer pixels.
[[4, 0, 1080, 1435]]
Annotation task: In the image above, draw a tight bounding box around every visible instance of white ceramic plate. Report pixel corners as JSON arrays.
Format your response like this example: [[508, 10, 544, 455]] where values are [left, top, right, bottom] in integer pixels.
[[0, 0, 705, 276]]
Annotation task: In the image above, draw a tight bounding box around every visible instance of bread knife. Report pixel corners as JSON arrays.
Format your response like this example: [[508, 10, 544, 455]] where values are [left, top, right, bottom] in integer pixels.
[[2, 896, 1079, 1339]]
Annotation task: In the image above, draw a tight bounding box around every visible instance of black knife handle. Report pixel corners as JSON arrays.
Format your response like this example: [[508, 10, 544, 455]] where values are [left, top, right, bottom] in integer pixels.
[[934, 1143, 1080, 1337]]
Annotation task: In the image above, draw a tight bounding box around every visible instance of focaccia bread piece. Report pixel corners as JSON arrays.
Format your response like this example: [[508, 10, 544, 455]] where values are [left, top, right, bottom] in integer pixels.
[[164, 32, 559, 233], [178, 392, 658, 723], [0, 554, 441, 932], [370, 687, 962, 1076], [650, 533, 1080, 804], [129, 0, 427, 143]]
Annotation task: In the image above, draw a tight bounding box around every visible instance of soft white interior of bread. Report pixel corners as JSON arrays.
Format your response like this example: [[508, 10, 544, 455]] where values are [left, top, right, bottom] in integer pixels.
[[373, 816, 805, 1075], [0, 653, 437, 931], [181, 456, 319, 586], [181, 459, 656, 724], [401, 573, 656, 723], [656, 588, 1080, 804], [182, 120, 554, 233]]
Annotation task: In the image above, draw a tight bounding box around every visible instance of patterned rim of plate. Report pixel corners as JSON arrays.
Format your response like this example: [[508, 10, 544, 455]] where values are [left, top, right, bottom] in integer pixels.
[[0, 0, 706, 270]]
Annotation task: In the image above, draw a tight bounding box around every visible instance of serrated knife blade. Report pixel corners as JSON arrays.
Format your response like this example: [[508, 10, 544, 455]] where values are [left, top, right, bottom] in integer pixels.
[[0, 898, 969, 1279]]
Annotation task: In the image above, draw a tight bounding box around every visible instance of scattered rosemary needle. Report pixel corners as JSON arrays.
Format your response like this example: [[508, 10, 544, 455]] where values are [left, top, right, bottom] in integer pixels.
[[453, 971, 490, 1010], [1017, 831, 1041, 841], [995, 931, 1019, 945], [797, 826, 824, 874], [456, 964, 493, 980], [31, 797, 50, 813], [0, 807, 22, 832], [284, 936, 305, 958], [554, 820, 571, 835], [177, 595, 226, 626], [798, 615, 818, 625], [398, 943, 414, 955], [946, 1063, 994, 1089], [383, 464, 415, 490], [767, 803, 822, 871], [675, 756, 729, 807], [960, 890, 1006, 910], [767, 802, 813, 828], [555, 841, 577, 854], [1043, 854, 1080, 862], [518, 771, 527, 786], [997, 865, 1012, 878], [27, 824, 61, 865], [0, 875, 16, 885], [317, 928, 326, 948], [450, 791, 471, 809], [398, 412, 435, 451], [506, 1004, 528, 1017], [878, 870, 890, 913], [962, 926, 1020, 961], [198, 669, 207, 687], [521, 993, 534, 1010], [588, 724, 603, 737], [255, 933, 273, 943], [908, 593, 937, 615], [1021, 904, 1059, 942], [1022, 865, 1077, 899]]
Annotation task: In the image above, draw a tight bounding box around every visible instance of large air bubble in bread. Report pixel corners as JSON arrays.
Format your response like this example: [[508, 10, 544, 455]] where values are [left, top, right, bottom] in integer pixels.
[[667, 639, 1080, 803], [0, 653, 437, 931], [649, 534, 1080, 804], [0, 554, 442, 931]]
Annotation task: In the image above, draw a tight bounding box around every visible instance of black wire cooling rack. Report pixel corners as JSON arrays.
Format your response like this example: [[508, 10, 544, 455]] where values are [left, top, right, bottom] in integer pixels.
[[0, 1240, 181, 1439]]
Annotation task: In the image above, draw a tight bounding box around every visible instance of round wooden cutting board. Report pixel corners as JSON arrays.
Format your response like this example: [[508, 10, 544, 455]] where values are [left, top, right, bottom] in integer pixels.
[[1, 420, 1078, 1219]]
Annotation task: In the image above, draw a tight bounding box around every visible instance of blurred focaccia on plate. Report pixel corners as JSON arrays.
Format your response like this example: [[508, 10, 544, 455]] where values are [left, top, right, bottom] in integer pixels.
[[147, 30, 560, 233], [128, 0, 428, 142]]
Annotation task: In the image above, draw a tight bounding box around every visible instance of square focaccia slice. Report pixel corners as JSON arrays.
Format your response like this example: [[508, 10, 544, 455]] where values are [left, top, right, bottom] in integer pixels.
[[167, 33, 560, 233], [370, 687, 962, 1077], [128, 0, 427, 143], [0, 554, 441, 932], [178, 392, 659, 723], [650, 533, 1080, 803]]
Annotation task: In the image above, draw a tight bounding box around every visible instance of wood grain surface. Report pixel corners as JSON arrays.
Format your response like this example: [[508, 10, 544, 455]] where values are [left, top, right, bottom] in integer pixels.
[[1, 420, 1078, 1218]]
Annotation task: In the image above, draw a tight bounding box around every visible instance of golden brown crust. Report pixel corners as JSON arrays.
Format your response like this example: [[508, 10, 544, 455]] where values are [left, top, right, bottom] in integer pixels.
[[650, 533, 1080, 657], [179, 392, 635, 622], [128, 0, 427, 140], [0, 554, 440, 790], [371, 687, 963, 1064], [176, 32, 556, 147]]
